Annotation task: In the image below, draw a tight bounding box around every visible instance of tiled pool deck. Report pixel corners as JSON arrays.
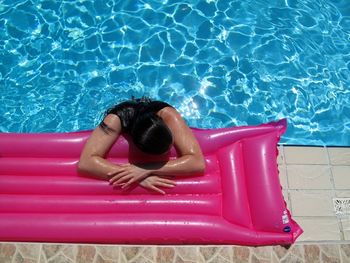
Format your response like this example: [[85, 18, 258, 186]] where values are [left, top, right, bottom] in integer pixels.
[[1, 146, 350, 262]]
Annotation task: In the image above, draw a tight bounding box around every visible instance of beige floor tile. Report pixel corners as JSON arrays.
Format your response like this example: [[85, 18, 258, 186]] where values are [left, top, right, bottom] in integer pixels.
[[119, 246, 156, 263], [340, 217, 350, 240], [198, 247, 232, 263], [319, 244, 342, 262], [173, 247, 198, 263], [232, 246, 250, 262], [0, 243, 16, 263], [287, 165, 332, 190], [328, 148, 350, 165], [335, 190, 350, 197], [279, 165, 288, 189], [282, 190, 291, 212], [272, 245, 303, 262], [157, 247, 176, 263], [295, 217, 341, 241], [340, 244, 350, 263], [251, 246, 272, 261], [14, 243, 42, 263], [77, 246, 97, 263], [277, 146, 285, 165], [95, 246, 119, 263], [303, 244, 321, 262], [41, 244, 77, 263], [289, 190, 335, 216], [332, 166, 350, 189], [284, 146, 328, 165]]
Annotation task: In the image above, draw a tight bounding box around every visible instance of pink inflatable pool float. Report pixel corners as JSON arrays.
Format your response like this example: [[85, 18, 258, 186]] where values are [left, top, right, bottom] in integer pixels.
[[0, 119, 302, 245]]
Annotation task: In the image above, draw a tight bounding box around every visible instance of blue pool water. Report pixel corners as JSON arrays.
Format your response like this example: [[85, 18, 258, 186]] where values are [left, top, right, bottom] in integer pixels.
[[0, 0, 349, 146]]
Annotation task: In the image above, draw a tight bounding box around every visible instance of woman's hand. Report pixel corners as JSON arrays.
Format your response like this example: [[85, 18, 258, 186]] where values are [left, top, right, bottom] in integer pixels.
[[139, 175, 176, 194], [108, 163, 152, 189]]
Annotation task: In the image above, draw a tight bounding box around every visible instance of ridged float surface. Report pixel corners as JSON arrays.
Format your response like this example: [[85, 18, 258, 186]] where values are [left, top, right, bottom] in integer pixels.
[[0, 119, 303, 244]]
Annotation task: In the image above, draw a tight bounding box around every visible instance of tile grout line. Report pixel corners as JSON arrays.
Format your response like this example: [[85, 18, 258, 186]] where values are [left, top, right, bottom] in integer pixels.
[[280, 145, 293, 216], [325, 147, 345, 242], [339, 244, 344, 263], [38, 243, 43, 263], [326, 146, 346, 241], [288, 188, 340, 191], [326, 146, 336, 196], [11, 243, 15, 263], [281, 145, 290, 189]]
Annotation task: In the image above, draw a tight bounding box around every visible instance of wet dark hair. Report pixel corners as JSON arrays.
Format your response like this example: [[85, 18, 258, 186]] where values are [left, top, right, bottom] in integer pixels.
[[130, 112, 173, 155]]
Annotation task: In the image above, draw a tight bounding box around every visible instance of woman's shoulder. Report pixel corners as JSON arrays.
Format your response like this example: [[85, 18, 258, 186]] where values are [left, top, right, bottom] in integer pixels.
[[157, 105, 181, 122]]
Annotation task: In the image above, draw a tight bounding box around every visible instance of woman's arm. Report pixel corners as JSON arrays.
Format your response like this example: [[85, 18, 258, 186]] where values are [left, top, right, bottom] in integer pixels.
[[150, 106, 205, 175], [77, 114, 123, 180], [78, 113, 176, 193], [108, 107, 205, 188]]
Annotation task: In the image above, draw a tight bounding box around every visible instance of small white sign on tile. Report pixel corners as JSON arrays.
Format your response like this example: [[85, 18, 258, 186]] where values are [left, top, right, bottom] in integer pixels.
[[333, 198, 350, 218]]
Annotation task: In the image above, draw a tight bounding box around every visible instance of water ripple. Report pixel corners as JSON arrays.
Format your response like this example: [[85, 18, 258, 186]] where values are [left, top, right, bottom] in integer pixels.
[[0, 0, 349, 146]]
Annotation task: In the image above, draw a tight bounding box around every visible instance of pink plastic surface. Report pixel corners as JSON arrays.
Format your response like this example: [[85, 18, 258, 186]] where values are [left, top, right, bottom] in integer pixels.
[[0, 119, 303, 245]]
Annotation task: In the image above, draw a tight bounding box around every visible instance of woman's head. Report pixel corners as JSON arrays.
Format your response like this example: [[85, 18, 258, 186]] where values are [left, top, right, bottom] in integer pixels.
[[130, 112, 173, 155]]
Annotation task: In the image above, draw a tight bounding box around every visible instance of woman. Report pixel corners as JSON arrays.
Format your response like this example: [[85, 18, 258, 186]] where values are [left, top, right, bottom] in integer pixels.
[[78, 97, 205, 194]]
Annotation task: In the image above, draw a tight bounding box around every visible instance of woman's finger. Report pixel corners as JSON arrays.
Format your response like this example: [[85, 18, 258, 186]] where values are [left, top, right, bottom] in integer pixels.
[[107, 171, 121, 180], [113, 173, 133, 185], [157, 178, 176, 185], [154, 181, 176, 188], [150, 185, 165, 195], [110, 170, 130, 184], [108, 169, 127, 182], [121, 177, 138, 189]]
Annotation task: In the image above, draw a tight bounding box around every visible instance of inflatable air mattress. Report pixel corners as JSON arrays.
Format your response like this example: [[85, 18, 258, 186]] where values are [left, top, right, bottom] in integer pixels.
[[0, 119, 302, 245]]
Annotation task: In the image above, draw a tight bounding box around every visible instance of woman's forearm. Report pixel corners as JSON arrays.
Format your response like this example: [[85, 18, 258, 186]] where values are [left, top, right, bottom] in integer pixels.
[[144, 155, 205, 177], [77, 156, 121, 180]]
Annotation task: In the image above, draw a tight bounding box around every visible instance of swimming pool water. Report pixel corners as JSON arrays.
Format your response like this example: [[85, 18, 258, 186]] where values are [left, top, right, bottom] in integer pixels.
[[0, 0, 349, 146]]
